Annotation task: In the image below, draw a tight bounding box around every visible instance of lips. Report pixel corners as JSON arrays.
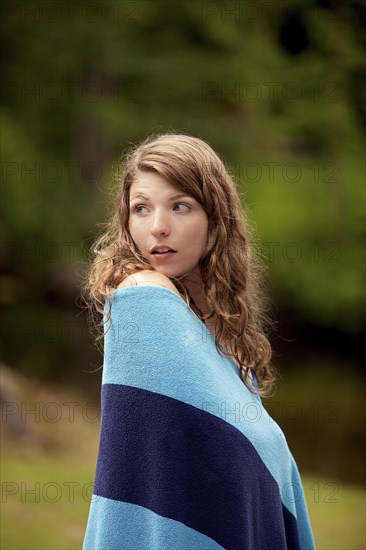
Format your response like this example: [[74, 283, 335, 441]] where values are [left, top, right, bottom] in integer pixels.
[[150, 245, 177, 254]]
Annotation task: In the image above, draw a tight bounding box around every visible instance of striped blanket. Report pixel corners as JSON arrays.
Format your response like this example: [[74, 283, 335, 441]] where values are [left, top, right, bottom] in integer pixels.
[[83, 285, 315, 549]]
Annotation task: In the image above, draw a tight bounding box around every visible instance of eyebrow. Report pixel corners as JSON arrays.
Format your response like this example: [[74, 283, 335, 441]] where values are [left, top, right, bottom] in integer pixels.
[[130, 193, 192, 201]]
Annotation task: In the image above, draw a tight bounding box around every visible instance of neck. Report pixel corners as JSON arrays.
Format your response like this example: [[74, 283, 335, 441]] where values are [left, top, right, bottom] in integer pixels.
[[180, 270, 218, 337], [180, 270, 207, 311]]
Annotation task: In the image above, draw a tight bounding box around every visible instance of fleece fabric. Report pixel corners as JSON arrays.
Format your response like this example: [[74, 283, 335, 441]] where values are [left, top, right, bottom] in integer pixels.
[[82, 285, 316, 550]]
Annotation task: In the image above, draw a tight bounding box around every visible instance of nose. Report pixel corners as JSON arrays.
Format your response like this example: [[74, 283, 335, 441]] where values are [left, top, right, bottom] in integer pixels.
[[150, 211, 170, 236]]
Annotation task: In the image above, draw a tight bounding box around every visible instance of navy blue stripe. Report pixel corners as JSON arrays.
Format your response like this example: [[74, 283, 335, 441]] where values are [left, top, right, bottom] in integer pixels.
[[93, 384, 300, 550]]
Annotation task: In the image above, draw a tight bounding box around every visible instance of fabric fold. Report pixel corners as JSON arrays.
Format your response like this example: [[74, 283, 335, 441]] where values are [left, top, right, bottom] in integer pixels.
[[83, 285, 315, 550]]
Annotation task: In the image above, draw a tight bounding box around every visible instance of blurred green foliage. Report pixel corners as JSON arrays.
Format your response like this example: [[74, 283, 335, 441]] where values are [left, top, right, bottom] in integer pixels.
[[1, 10, 365, 550], [265, 360, 365, 485], [1, 1, 364, 335], [1, 1, 365, 489]]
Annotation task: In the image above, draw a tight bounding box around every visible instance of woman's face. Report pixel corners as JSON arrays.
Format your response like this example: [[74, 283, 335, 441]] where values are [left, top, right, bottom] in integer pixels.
[[128, 171, 209, 280]]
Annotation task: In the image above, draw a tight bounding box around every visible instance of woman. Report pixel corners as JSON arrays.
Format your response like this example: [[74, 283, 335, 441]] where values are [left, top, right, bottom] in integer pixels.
[[82, 133, 315, 549]]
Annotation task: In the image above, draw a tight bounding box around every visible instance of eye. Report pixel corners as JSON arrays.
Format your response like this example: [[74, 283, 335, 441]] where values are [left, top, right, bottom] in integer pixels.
[[173, 202, 191, 211], [131, 203, 191, 214], [132, 204, 147, 214]]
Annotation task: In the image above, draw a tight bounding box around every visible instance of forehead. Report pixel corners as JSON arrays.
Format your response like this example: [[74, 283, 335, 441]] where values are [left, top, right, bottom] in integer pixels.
[[129, 171, 187, 199]]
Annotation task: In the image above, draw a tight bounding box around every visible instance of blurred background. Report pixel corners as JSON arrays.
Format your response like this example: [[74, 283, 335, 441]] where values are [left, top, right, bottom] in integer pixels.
[[1, 1, 365, 548]]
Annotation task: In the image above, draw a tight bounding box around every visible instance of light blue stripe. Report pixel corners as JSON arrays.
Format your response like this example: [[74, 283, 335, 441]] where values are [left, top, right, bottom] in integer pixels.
[[102, 286, 314, 548], [82, 495, 225, 550]]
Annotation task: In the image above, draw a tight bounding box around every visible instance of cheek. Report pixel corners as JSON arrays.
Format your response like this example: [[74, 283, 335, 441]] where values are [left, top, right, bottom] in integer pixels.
[[128, 218, 139, 238], [127, 222, 140, 249], [189, 224, 208, 255], [127, 224, 134, 243]]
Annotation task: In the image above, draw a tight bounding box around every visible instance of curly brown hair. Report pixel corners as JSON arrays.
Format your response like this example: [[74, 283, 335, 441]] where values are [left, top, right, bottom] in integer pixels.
[[81, 132, 278, 396]]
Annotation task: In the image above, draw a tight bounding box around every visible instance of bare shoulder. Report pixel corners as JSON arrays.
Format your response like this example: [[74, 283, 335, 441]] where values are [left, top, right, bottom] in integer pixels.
[[116, 270, 182, 298]]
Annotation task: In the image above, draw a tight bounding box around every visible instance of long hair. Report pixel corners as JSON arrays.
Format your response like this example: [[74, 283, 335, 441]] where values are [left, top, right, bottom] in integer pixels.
[[81, 132, 278, 396]]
